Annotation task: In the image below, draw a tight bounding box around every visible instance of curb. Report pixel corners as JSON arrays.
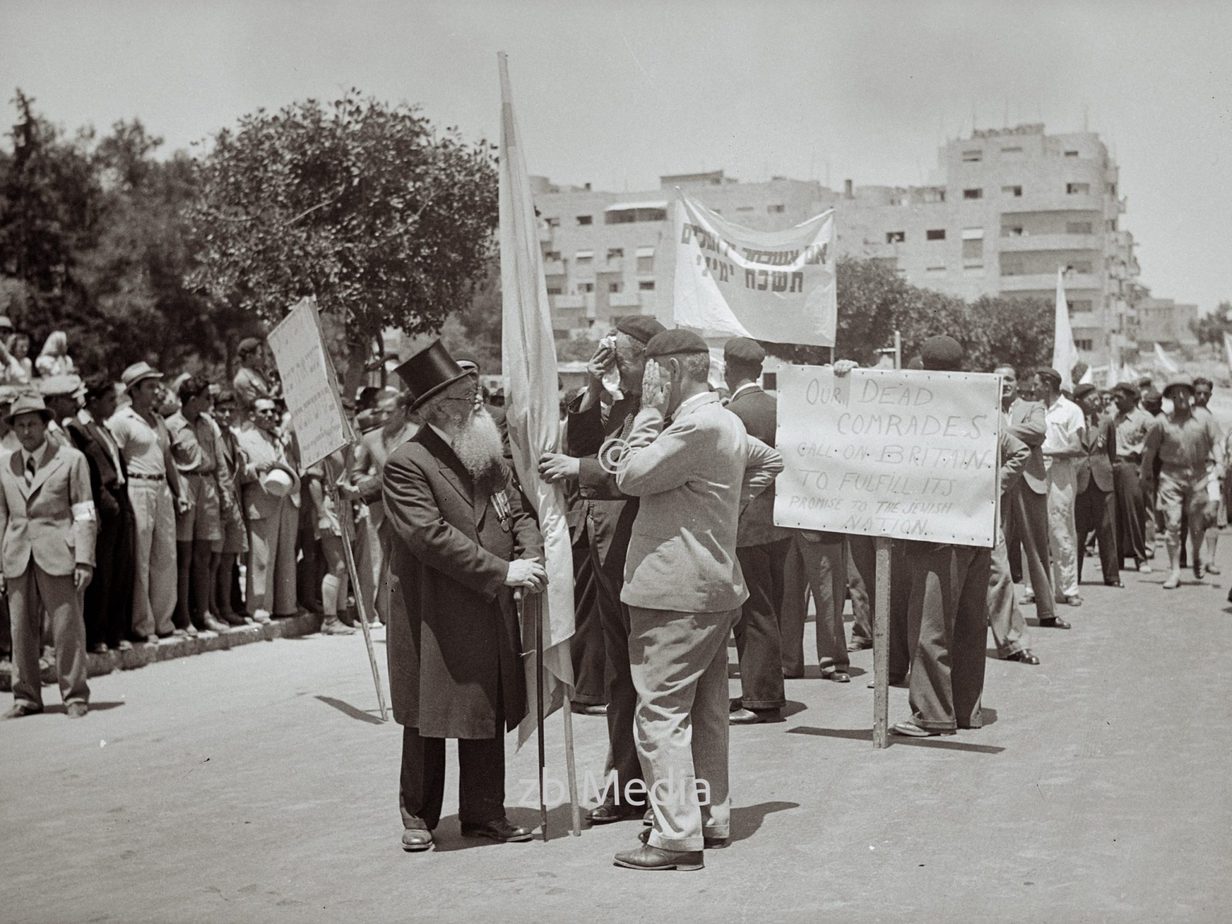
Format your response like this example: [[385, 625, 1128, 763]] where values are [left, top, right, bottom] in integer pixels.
[[1, 612, 330, 692]]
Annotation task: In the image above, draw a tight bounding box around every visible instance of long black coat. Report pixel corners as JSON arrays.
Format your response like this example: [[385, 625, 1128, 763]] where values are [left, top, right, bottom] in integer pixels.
[[382, 427, 540, 739]]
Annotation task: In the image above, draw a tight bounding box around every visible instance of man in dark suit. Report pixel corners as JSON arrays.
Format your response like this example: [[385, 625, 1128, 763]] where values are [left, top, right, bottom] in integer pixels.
[[66, 375, 135, 652], [998, 365, 1067, 629], [1073, 384, 1120, 586], [382, 341, 546, 852], [723, 337, 791, 722], [537, 315, 665, 824]]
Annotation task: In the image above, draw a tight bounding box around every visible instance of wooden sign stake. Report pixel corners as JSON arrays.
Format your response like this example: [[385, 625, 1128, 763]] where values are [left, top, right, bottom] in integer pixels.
[[872, 536, 892, 748]]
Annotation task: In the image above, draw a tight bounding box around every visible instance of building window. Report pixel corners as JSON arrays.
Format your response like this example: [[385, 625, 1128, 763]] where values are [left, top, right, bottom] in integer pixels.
[[1075, 338, 1093, 350], [926, 229, 946, 241], [926, 265, 946, 275], [576, 215, 593, 226], [963, 188, 983, 200], [636, 247, 655, 274], [579, 282, 595, 293], [1071, 260, 1093, 274], [1066, 182, 1090, 195], [608, 281, 623, 294], [885, 231, 905, 244], [546, 216, 560, 228], [1107, 183, 1117, 197], [1066, 221, 1094, 234], [575, 251, 593, 265], [768, 204, 785, 214], [961, 228, 984, 264], [638, 280, 655, 291], [606, 247, 624, 261], [1002, 225, 1025, 237], [605, 207, 668, 225], [543, 250, 561, 262], [1064, 150, 1080, 158], [547, 287, 563, 296], [736, 206, 754, 212], [1001, 185, 1023, 197], [962, 149, 982, 162], [1001, 146, 1023, 156]]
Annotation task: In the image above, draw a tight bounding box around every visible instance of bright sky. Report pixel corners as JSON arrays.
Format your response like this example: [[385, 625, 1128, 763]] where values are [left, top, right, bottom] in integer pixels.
[[3, 0, 1230, 310]]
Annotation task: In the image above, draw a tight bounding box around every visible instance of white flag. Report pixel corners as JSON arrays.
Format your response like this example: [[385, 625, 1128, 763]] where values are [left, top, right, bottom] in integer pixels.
[[1154, 342, 1180, 374], [498, 53, 575, 743], [1222, 331, 1232, 372], [1051, 268, 1080, 391]]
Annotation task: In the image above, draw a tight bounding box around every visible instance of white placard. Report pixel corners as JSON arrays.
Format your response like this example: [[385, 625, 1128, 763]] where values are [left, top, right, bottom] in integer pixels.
[[774, 365, 1001, 547], [266, 297, 353, 469]]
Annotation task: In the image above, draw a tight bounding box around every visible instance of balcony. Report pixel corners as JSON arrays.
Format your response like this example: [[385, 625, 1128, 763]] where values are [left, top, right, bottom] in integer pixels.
[[609, 292, 644, 309], [997, 233, 1100, 253], [998, 272, 1101, 293], [551, 294, 585, 310], [1000, 192, 1106, 214], [542, 259, 565, 277]]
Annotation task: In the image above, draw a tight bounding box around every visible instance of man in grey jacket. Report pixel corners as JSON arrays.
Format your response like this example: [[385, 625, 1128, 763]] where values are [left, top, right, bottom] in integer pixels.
[[610, 329, 782, 872]]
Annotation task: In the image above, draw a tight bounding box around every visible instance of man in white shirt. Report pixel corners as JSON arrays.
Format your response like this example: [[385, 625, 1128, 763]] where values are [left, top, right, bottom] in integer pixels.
[[1034, 368, 1086, 608]]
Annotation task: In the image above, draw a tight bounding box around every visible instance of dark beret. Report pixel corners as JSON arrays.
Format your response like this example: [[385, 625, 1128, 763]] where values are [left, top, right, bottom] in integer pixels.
[[616, 315, 667, 344], [1035, 368, 1062, 389], [919, 335, 964, 371], [1112, 381, 1139, 400], [723, 337, 765, 367], [646, 329, 709, 358], [1073, 383, 1097, 401], [237, 336, 263, 355]]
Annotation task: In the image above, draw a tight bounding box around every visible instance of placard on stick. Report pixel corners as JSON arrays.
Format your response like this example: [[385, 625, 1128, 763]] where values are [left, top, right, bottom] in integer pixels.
[[266, 297, 353, 470]]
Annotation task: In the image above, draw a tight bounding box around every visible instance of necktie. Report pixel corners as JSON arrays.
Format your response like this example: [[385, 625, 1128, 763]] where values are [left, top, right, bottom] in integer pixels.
[[25, 455, 36, 486]]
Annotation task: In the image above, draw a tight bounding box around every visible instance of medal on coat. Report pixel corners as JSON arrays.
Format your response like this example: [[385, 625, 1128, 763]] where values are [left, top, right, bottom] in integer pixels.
[[493, 489, 512, 532]]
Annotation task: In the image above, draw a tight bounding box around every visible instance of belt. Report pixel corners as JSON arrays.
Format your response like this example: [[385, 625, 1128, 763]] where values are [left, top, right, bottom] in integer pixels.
[[129, 473, 166, 481], [183, 469, 216, 477]]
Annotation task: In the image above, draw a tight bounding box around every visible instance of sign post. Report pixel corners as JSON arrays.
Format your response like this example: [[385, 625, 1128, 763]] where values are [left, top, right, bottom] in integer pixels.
[[775, 365, 1001, 747], [267, 297, 388, 721]]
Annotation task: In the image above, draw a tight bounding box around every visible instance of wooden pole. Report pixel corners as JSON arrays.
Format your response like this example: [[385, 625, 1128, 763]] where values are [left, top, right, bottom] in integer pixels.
[[561, 688, 581, 836], [325, 456, 388, 722], [872, 536, 892, 748], [522, 591, 549, 841]]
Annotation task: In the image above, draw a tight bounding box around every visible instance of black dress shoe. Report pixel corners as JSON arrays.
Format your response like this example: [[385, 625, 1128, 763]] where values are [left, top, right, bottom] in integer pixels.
[[571, 702, 607, 716], [2, 702, 43, 720], [587, 801, 644, 825], [400, 828, 434, 852], [1104, 580, 1124, 588], [1038, 616, 1072, 630], [1005, 649, 1040, 665], [613, 844, 704, 871], [460, 817, 533, 843]]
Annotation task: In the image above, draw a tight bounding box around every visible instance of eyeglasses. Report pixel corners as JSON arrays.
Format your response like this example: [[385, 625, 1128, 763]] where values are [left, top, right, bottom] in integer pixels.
[[255, 408, 279, 416]]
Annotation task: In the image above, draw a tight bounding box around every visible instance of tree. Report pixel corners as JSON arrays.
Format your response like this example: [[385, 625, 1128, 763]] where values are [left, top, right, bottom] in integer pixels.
[[1192, 301, 1232, 349], [189, 90, 498, 393]]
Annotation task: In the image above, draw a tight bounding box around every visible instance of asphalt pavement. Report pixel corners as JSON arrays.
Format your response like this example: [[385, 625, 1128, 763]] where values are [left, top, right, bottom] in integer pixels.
[[2, 538, 1231, 923]]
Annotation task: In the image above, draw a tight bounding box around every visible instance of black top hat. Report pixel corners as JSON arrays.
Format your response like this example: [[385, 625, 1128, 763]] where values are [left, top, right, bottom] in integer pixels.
[[393, 340, 476, 411]]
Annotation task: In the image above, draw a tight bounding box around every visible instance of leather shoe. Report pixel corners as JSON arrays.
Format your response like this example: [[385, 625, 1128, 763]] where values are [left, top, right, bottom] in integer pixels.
[[400, 828, 434, 852], [847, 638, 873, 652], [1204, 563, 1221, 576], [571, 702, 607, 716], [203, 615, 231, 633], [822, 669, 850, 683], [587, 801, 644, 825], [639, 827, 727, 849], [460, 817, 533, 843], [1056, 594, 1082, 607], [2, 702, 43, 720], [613, 844, 704, 871], [867, 673, 907, 689], [1104, 580, 1123, 588], [66, 702, 88, 718], [729, 707, 782, 724], [1038, 616, 1072, 629], [891, 721, 954, 738], [1005, 649, 1040, 665]]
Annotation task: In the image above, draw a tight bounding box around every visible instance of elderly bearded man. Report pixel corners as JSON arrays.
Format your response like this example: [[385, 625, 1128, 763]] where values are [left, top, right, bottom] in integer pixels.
[[382, 341, 546, 852], [609, 329, 782, 872]]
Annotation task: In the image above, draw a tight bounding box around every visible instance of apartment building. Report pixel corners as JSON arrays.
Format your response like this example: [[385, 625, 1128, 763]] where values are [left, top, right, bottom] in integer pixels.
[[531, 124, 1140, 365]]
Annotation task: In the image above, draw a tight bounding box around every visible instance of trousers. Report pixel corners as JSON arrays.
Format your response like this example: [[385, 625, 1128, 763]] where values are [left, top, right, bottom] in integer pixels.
[[733, 539, 789, 708], [129, 479, 178, 637], [398, 725, 505, 830], [1044, 458, 1079, 599], [628, 605, 737, 852], [84, 490, 135, 649], [780, 532, 849, 673], [9, 565, 88, 708], [570, 521, 605, 706], [1076, 483, 1119, 584], [848, 535, 912, 678], [987, 526, 1030, 657], [246, 499, 299, 616], [1113, 461, 1148, 565]]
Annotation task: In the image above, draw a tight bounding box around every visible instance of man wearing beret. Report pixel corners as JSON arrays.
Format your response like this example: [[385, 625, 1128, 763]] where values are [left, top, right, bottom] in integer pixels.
[[1033, 367, 1085, 613], [1073, 383, 1120, 587], [1141, 374, 1222, 589], [610, 328, 782, 871], [382, 340, 545, 851], [722, 337, 791, 722], [1, 394, 97, 719], [1111, 382, 1153, 572], [894, 337, 1029, 737], [537, 314, 665, 824]]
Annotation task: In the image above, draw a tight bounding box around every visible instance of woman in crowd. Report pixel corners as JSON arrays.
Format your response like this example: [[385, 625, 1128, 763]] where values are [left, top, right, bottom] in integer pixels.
[[35, 330, 76, 377]]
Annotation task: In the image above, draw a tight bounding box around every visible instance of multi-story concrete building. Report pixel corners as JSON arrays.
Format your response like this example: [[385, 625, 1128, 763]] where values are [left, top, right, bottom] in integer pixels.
[[531, 124, 1140, 365], [1135, 296, 1198, 353]]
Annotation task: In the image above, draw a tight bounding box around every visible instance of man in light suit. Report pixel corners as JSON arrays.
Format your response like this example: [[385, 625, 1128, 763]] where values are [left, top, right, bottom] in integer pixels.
[[998, 365, 1067, 629], [237, 397, 301, 622], [1, 394, 97, 719], [610, 329, 782, 872]]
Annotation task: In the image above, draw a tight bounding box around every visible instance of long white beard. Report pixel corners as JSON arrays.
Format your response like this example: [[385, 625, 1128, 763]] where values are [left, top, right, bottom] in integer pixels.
[[453, 407, 508, 495]]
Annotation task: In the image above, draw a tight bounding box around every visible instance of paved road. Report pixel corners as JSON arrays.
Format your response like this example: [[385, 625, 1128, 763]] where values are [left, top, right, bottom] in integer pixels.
[[3, 543, 1231, 923]]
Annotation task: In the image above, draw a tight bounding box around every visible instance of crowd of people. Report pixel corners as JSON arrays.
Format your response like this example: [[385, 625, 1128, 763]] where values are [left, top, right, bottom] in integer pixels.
[[0, 324, 419, 719], [3, 312, 1226, 872]]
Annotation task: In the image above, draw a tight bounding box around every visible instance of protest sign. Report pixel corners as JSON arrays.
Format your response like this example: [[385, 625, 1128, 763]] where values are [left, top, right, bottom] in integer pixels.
[[672, 191, 836, 347], [774, 365, 1001, 547], [266, 297, 353, 469]]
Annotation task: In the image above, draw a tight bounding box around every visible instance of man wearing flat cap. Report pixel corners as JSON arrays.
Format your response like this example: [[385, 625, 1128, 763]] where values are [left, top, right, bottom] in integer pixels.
[[1, 394, 97, 719], [1073, 383, 1120, 587], [610, 328, 782, 871], [382, 340, 545, 851], [537, 314, 665, 824], [38, 374, 84, 448], [894, 337, 1029, 737], [110, 362, 190, 644], [722, 337, 791, 722], [1111, 382, 1153, 571], [1141, 374, 1222, 589], [1032, 367, 1085, 615]]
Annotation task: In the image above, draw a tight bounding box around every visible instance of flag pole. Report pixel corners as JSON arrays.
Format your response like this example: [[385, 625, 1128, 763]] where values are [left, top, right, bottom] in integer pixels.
[[561, 687, 581, 836], [529, 591, 549, 841]]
